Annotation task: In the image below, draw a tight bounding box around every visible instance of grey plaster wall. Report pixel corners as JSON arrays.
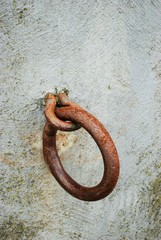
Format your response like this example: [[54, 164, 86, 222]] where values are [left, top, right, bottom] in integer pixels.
[[0, 0, 161, 239]]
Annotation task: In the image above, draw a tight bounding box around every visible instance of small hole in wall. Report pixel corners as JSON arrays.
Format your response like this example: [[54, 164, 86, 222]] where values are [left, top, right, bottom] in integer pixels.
[[57, 128, 103, 187]]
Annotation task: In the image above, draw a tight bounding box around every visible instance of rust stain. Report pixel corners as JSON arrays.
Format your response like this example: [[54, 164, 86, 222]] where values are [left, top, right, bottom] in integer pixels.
[[56, 131, 77, 155], [0, 155, 15, 167]]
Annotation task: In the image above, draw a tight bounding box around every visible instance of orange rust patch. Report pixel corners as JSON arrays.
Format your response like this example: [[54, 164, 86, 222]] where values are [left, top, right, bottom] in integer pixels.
[[56, 131, 77, 155]]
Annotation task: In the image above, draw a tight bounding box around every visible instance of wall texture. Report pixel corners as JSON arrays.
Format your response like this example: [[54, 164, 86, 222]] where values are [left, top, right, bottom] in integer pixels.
[[1, 0, 161, 239]]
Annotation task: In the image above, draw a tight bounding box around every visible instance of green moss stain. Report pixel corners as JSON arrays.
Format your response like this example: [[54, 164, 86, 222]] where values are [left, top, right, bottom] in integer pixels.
[[69, 232, 82, 239], [12, 0, 30, 24], [47, 87, 69, 96], [0, 162, 50, 239], [61, 88, 69, 96], [144, 174, 161, 238], [0, 164, 44, 205], [151, 176, 161, 214], [0, 216, 44, 240], [36, 98, 46, 110], [17, 7, 29, 22], [137, 173, 161, 239]]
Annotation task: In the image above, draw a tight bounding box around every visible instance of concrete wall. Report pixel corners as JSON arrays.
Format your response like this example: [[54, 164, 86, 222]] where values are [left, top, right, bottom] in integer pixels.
[[1, 0, 161, 239]]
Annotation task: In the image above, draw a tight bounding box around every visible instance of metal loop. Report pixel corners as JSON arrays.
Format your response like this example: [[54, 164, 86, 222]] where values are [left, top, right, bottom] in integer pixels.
[[43, 93, 120, 201], [44, 93, 80, 131]]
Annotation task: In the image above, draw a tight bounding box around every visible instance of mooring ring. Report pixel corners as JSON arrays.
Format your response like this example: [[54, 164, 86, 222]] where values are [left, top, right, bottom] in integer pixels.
[[43, 93, 120, 201]]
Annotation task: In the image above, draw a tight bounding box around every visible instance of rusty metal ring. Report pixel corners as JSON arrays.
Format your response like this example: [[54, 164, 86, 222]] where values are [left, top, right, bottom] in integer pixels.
[[44, 93, 80, 131], [43, 93, 120, 201]]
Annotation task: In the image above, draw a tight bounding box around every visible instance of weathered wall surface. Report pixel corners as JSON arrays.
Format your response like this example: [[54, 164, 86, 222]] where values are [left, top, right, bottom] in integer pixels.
[[0, 0, 161, 239]]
